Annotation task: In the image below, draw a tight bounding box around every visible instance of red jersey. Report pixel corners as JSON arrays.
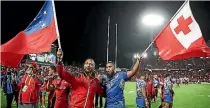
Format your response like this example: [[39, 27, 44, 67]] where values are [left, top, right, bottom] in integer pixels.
[[146, 80, 155, 100], [18, 74, 42, 103], [47, 75, 56, 105], [57, 65, 104, 108], [52, 79, 70, 108]]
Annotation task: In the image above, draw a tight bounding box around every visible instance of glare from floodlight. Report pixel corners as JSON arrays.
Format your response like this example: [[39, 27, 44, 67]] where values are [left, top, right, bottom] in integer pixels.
[[142, 14, 164, 26], [134, 54, 137, 59], [200, 57, 203, 59], [143, 53, 147, 58], [206, 57, 209, 58]]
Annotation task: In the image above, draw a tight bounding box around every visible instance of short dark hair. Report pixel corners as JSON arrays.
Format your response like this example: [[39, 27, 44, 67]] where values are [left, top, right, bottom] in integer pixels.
[[106, 61, 115, 65], [106, 61, 115, 69], [107, 61, 114, 63], [50, 65, 56, 72]]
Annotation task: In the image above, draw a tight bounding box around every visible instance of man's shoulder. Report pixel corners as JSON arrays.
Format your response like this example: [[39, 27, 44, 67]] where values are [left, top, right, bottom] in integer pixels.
[[117, 71, 128, 79]]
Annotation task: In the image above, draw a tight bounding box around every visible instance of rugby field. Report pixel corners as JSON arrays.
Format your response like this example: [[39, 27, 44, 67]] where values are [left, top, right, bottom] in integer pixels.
[[1, 82, 210, 108]]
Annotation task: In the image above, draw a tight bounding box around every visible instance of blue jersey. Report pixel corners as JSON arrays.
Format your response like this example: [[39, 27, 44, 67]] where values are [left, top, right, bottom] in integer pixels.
[[136, 79, 146, 107], [136, 79, 146, 98], [163, 77, 173, 103], [153, 79, 159, 88], [164, 77, 173, 93], [104, 72, 128, 108]]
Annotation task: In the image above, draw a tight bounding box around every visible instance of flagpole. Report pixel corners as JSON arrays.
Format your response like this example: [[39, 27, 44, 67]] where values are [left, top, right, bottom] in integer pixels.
[[169, 0, 189, 22], [107, 16, 110, 63], [52, 0, 61, 49], [141, 0, 189, 56], [115, 23, 118, 68]]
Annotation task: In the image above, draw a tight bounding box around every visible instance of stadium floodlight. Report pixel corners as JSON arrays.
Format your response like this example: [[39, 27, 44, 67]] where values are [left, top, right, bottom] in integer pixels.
[[143, 53, 147, 58], [142, 14, 164, 26], [200, 57, 203, 59], [206, 57, 209, 58], [134, 54, 137, 59]]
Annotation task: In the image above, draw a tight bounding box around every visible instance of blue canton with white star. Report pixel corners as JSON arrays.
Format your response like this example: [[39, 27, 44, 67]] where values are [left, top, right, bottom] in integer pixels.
[[24, 1, 54, 36]]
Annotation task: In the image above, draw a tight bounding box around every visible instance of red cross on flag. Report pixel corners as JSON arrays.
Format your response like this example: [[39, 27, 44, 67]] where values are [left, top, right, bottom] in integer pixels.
[[154, 0, 210, 60]]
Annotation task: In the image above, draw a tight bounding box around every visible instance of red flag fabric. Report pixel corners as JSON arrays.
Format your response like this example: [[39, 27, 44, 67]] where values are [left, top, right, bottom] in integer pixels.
[[154, 1, 210, 60], [1, 1, 57, 67]]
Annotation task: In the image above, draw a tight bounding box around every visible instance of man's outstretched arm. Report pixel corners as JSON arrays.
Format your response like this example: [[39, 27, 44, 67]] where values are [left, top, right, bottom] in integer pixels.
[[56, 49, 76, 87], [127, 54, 142, 78]]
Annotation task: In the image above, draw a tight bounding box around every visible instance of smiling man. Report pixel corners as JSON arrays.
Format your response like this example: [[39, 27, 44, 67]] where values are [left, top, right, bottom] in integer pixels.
[[56, 49, 104, 108], [103, 54, 143, 108]]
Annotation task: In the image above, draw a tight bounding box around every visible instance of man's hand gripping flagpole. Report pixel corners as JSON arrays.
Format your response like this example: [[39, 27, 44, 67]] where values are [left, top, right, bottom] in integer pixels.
[[51, 0, 63, 63]]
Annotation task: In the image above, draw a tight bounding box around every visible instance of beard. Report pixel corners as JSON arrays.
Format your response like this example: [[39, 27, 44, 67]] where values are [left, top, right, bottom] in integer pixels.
[[107, 72, 115, 79], [85, 68, 92, 73]]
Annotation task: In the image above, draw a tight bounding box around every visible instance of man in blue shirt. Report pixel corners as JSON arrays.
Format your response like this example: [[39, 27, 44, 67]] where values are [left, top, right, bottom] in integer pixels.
[[163, 74, 174, 108], [136, 76, 148, 108], [103, 54, 142, 108]]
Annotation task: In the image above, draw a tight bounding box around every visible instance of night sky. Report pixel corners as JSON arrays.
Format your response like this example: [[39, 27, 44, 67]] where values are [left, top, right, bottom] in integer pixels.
[[2, 1, 210, 68]]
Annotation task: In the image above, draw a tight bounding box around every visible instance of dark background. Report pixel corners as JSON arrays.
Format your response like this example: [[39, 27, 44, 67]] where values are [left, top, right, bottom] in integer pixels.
[[2, 1, 210, 68]]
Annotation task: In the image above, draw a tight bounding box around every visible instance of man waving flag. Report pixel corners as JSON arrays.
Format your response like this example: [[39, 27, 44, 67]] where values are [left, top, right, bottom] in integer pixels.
[[1, 1, 59, 67], [154, 0, 210, 60]]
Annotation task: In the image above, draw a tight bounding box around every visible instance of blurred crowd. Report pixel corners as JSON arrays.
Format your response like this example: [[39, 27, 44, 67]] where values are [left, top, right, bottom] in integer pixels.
[[131, 57, 210, 83]]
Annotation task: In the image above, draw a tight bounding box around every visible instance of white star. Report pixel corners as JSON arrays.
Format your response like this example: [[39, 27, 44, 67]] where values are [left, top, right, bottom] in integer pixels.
[[41, 23, 46, 28], [39, 21, 42, 23], [43, 11, 47, 15], [33, 18, 36, 21]]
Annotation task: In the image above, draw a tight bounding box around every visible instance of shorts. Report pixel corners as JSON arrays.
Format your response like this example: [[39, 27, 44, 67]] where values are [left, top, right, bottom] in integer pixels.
[[164, 92, 173, 103], [105, 101, 125, 108], [137, 106, 145, 108], [136, 97, 145, 107]]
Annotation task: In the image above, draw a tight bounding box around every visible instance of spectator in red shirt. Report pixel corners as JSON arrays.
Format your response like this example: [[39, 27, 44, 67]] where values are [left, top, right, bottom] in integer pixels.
[[47, 74, 71, 108], [18, 63, 42, 108]]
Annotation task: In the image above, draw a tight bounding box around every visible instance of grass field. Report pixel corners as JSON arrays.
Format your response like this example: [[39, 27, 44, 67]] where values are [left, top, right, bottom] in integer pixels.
[[123, 82, 210, 108], [1, 82, 210, 108]]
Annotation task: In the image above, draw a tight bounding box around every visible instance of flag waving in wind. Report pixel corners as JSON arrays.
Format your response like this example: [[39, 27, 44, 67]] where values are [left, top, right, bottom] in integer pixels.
[[154, 0, 210, 60], [1, 1, 58, 67]]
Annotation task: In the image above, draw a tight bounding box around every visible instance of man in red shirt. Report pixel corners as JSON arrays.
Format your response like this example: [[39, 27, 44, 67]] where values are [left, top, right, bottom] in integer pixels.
[[56, 49, 104, 108], [46, 66, 57, 108], [47, 73, 71, 108], [18, 63, 42, 108], [146, 75, 155, 108]]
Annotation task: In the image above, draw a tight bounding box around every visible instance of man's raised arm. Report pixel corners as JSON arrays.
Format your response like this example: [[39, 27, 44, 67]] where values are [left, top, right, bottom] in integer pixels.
[[127, 54, 142, 78], [56, 49, 76, 86]]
